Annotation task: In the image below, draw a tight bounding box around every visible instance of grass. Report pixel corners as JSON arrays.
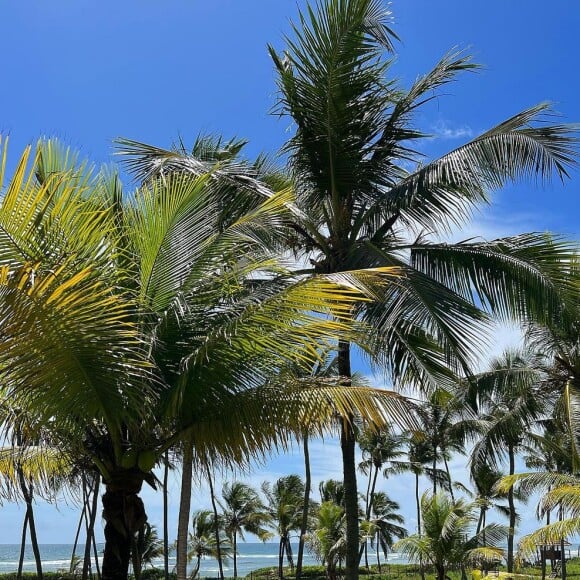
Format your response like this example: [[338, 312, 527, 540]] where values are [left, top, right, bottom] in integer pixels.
[[1, 559, 579, 580]]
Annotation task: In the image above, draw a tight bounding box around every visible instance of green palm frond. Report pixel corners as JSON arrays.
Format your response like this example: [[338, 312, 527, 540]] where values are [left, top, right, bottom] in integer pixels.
[[519, 519, 580, 558]]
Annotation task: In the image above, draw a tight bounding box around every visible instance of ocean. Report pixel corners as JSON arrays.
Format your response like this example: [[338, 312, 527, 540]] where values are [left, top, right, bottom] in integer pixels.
[[0, 543, 408, 576]]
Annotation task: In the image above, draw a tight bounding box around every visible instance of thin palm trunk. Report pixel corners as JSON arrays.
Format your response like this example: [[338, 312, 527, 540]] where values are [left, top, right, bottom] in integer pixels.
[[560, 504, 567, 580], [233, 531, 238, 578], [415, 471, 425, 580], [376, 531, 381, 573], [278, 538, 284, 579], [83, 475, 100, 580], [206, 462, 224, 580], [82, 475, 93, 580], [17, 467, 42, 580], [176, 440, 194, 580], [163, 451, 170, 580], [92, 530, 101, 580], [507, 444, 516, 574], [443, 455, 455, 502], [17, 511, 29, 580], [71, 500, 86, 573], [338, 339, 358, 580], [296, 432, 311, 580], [285, 537, 294, 569], [432, 451, 437, 495]]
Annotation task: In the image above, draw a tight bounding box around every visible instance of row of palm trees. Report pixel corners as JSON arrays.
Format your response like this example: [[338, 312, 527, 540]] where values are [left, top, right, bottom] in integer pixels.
[[0, 0, 578, 579]]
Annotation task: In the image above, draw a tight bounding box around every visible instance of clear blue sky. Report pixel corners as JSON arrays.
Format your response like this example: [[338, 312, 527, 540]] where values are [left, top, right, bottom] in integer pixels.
[[1, 0, 578, 546]]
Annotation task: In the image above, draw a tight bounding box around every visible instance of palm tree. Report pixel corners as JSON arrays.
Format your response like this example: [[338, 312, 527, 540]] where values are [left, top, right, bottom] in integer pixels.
[[266, 1, 577, 576], [319, 480, 346, 507], [0, 138, 414, 580], [357, 426, 405, 565], [307, 501, 347, 580], [262, 475, 305, 579], [187, 510, 232, 580], [367, 492, 406, 572], [220, 482, 272, 578], [394, 492, 505, 580], [470, 349, 547, 573]]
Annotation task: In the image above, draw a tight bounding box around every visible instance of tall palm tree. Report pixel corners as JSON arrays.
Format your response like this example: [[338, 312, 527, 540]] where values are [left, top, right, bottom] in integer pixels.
[[262, 475, 305, 579], [469, 349, 547, 573], [0, 138, 413, 580], [395, 492, 505, 580], [266, 1, 578, 576], [220, 482, 272, 578]]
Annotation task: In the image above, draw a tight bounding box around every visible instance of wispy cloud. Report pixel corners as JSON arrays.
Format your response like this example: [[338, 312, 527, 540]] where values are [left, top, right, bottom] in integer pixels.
[[431, 119, 473, 140]]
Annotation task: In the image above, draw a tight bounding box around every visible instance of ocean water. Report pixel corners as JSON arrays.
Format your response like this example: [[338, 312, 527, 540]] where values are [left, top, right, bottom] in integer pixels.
[[0, 543, 408, 576]]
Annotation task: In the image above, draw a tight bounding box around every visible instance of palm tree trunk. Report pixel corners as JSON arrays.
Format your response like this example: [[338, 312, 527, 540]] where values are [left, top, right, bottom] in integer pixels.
[[507, 444, 516, 574], [415, 471, 425, 580], [443, 455, 454, 502], [376, 532, 381, 573], [432, 451, 437, 495], [296, 432, 311, 580], [338, 339, 358, 580], [71, 499, 86, 573], [163, 451, 170, 580], [92, 530, 101, 580], [476, 508, 484, 535], [82, 474, 93, 580], [17, 511, 29, 580], [176, 440, 194, 580], [285, 537, 294, 570], [206, 462, 224, 580], [560, 505, 567, 580], [83, 475, 101, 580], [233, 532, 238, 578], [101, 479, 147, 580], [17, 467, 42, 580], [278, 537, 284, 579]]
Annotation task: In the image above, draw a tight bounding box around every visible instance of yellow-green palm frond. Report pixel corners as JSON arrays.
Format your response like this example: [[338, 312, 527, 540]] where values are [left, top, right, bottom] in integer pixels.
[[539, 484, 580, 516], [518, 519, 580, 558], [497, 472, 579, 496]]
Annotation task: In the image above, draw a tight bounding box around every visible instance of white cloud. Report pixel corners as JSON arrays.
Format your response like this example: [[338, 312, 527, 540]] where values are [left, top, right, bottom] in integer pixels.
[[431, 119, 473, 140]]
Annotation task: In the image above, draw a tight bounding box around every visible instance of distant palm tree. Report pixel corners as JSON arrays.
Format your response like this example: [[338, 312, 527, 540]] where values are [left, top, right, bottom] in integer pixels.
[[220, 482, 272, 578], [262, 475, 305, 579], [187, 511, 232, 580], [395, 492, 505, 580], [367, 492, 406, 572], [470, 349, 547, 573], [357, 426, 405, 566], [307, 501, 347, 580], [319, 480, 346, 507]]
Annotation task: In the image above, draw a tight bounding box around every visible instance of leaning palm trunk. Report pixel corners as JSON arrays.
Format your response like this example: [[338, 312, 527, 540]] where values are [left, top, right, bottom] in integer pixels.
[[17, 466, 43, 580], [206, 463, 225, 580], [17, 512, 28, 580], [176, 441, 194, 580], [296, 432, 311, 580], [83, 475, 100, 580]]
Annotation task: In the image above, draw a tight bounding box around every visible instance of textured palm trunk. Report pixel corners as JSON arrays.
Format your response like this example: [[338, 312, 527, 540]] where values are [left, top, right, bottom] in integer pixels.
[[163, 451, 170, 580], [101, 475, 147, 580], [507, 444, 516, 574], [376, 532, 382, 573], [296, 432, 311, 580], [560, 505, 567, 580], [338, 340, 359, 580], [176, 441, 194, 580], [71, 499, 85, 573]]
